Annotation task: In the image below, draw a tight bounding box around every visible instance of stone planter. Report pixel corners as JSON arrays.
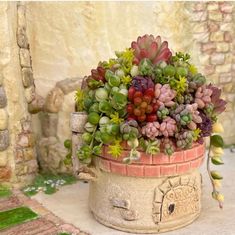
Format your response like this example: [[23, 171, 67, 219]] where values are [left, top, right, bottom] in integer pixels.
[[89, 142, 205, 234], [70, 111, 87, 134], [70, 112, 87, 174]]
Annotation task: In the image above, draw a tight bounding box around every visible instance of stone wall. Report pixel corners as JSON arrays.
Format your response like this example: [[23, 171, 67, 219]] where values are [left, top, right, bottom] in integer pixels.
[[0, 2, 38, 187], [191, 1, 235, 144]]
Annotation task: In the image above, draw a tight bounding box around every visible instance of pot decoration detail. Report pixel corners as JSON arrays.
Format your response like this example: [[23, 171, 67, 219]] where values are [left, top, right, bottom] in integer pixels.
[[73, 34, 226, 233]]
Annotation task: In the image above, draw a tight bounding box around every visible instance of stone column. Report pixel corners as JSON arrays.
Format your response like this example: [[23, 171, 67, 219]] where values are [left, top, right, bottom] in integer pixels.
[[0, 2, 38, 187]]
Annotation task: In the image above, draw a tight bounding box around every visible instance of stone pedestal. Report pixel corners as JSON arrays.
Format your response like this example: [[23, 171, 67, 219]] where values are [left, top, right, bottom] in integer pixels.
[[89, 143, 205, 234]]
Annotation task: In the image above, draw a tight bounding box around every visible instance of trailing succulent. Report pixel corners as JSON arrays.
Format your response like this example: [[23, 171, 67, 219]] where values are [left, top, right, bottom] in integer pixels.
[[75, 34, 227, 208]]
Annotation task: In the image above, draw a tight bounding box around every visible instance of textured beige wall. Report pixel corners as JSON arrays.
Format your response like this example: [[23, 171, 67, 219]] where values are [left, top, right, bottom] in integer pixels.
[[26, 2, 195, 95]]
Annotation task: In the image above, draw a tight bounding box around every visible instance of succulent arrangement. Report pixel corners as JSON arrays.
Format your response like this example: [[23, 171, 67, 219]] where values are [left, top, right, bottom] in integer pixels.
[[75, 34, 226, 208]]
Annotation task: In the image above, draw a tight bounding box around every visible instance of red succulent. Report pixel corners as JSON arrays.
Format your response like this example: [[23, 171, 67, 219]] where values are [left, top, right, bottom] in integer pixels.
[[131, 34, 172, 65], [90, 66, 106, 82]]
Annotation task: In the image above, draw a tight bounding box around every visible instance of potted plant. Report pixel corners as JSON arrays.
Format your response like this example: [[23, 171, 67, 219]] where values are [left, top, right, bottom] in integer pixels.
[[74, 34, 226, 233]]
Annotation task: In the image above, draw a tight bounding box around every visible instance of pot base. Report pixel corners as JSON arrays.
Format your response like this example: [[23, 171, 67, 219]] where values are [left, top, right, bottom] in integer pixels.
[[89, 169, 202, 234], [92, 210, 200, 234]]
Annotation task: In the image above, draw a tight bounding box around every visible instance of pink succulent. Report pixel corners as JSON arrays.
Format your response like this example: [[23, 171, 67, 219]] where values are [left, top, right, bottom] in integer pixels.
[[185, 103, 202, 130], [131, 34, 172, 65], [195, 85, 213, 109], [154, 83, 176, 107], [141, 122, 161, 140], [159, 117, 177, 137]]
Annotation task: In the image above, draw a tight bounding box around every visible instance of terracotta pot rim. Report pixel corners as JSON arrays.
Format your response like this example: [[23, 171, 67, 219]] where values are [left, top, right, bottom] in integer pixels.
[[97, 142, 206, 177]]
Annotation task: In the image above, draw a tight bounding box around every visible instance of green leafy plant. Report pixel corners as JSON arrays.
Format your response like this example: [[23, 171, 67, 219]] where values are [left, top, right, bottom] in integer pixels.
[[64, 139, 72, 166], [0, 185, 12, 198], [207, 126, 225, 209], [75, 88, 85, 111], [22, 173, 77, 197]]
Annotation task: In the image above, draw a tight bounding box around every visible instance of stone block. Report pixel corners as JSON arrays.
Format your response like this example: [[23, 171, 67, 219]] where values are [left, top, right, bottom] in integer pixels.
[[203, 65, 215, 76], [193, 22, 207, 33], [27, 160, 38, 173], [220, 23, 233, 31], [224, 32, 232, 42], [40, 112, 58, 137], [201, 42, 216, 54], [17, 133, 34, 148], [0, 130, 9, 151], [226, 93, 235, 103], [28, 93, 45, 114], [216, 42, 230, 52], [0, 167, 11, 181], [19, 49, 31, 67], [0, 109, 8, 130], [22, 68, 34, 88], [15, 164, 28, 176], [208, 11, 222, 21], [208, 21, 219, 32], [193, 2, 207, 11], [0, 86, 7, 108], [220, 3, 234, 13], [223, 83, 234, 93], [44, 87, 64, 113], [216, 64, 231, 73], [17, 27, 29, 49], [223, 13, 233, 22], [15, 146, 36, 164], [210, 53, 225, 65], [23, 148, 35, 161], [21, 119, 32, 132], [207, 2, 219, 11], [210, 32, 224, 42], [191, 11, 207, 22], [24, 86, 36, 103], [56, 77, 82, 95]]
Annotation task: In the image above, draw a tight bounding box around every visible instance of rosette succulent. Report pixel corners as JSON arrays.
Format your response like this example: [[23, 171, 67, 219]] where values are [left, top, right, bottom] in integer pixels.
[[195, 85, 213, 109], [141, 122, 161, 139], [154, 83, 176, 107], [131, 34, 172, 65]]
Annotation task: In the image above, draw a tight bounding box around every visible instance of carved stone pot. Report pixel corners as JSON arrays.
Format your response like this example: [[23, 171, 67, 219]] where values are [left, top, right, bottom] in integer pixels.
[[89, 143, 205, 234], [70, 112, 87, 174]]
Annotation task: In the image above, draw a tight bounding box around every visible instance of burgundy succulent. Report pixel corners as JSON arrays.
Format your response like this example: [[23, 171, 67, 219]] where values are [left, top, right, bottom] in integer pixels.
[[197, 111, 213, 144], [90, 66, 106, 82], [131, 34, 172, 65], [207, 84, 227, 114], [132, 76, 154, 92]]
